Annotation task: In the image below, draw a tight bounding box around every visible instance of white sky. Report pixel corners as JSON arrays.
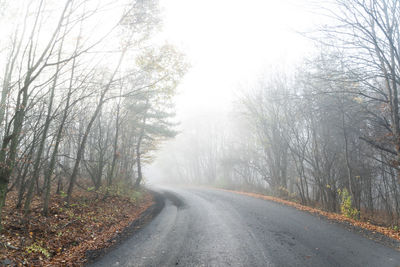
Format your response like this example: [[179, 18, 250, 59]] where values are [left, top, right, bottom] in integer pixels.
[[159, 0, 322, 119]]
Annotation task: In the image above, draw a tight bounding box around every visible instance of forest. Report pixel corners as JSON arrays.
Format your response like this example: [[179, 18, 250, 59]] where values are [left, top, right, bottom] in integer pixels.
[[1, 0, 400, 265], [157, 0, 400, 226], [0, 0, 187, 264]]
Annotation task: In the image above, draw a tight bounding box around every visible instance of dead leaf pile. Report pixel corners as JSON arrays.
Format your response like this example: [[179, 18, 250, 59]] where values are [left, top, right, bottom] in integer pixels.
[[0, 188, 154, 266]]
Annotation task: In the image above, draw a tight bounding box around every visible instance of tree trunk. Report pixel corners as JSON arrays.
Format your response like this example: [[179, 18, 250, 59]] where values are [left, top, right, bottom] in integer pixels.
[[134, 99, 149, 188], [24, 63, 59, 217], [107, 101, 121, 186], [66, 49, 126, 204]]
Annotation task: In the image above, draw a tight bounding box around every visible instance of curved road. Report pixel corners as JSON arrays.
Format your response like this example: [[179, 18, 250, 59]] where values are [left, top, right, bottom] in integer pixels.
[[91, 186, 400, 266]]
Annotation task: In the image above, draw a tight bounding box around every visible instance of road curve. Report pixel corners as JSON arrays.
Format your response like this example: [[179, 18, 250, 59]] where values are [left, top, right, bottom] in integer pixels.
[[90, 186, 400, 267]]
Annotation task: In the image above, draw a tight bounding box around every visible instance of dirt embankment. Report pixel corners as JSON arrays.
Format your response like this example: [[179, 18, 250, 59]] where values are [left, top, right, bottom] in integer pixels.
[[0, 187, 157, 266]]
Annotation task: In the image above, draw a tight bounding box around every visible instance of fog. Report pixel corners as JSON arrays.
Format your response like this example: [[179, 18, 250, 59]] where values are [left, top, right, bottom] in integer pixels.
[[146, 0, 319, 184], [145, 0, 400, 223], [0, 0, 400, 232], [161, 0, 318, 116]]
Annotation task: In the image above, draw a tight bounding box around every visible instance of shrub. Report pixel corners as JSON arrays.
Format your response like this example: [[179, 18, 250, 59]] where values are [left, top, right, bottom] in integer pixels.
[[98, 180, 143, 203], [26, 242, 51, 258], [338, 188, 359, 220], [277, 186, 289, 198]]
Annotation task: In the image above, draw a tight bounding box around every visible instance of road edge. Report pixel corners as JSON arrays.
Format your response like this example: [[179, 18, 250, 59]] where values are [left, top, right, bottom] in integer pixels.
[[218, 188, 400, 250], [84, 189, 165, 264]]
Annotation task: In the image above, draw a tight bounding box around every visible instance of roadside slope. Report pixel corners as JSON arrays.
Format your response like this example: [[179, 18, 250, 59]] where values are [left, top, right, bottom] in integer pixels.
[[0, 187, 155, 266]]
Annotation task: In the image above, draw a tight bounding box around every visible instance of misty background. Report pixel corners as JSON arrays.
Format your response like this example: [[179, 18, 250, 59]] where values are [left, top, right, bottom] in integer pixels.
[[146, 0, 320, 184], [1, 0, 400, 230], [146, 0, 400, 225]]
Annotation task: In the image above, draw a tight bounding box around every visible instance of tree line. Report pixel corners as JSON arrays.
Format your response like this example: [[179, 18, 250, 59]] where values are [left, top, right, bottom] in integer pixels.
[[158, 0, 400, 225], [0, 0, 186, 229]]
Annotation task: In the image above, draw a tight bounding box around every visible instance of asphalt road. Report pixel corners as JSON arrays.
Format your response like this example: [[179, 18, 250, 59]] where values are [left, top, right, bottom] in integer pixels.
[[90, 186, 400, 267]]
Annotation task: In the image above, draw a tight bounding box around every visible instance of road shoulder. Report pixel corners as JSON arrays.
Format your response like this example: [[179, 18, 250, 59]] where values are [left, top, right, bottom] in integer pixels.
[[221, 188, 400, 250]]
